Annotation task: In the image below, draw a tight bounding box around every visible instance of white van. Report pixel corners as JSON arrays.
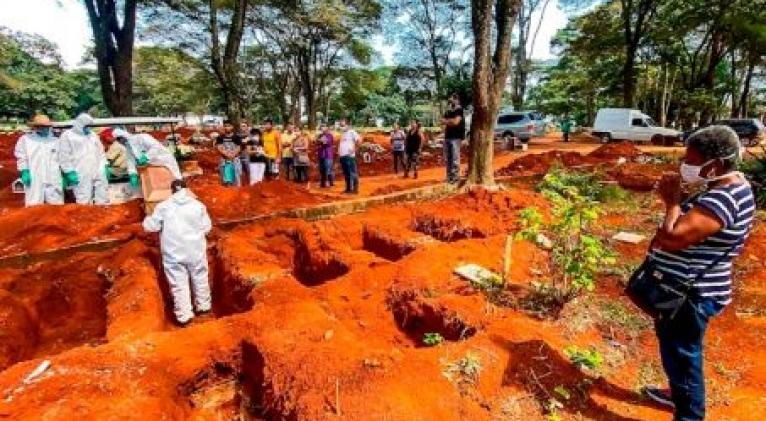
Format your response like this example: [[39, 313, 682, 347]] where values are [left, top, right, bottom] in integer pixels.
[[592, 108, 680, 144]]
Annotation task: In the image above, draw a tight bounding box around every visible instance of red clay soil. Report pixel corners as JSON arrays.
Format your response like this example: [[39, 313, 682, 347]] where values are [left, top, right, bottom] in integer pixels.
[[187, 177, 324, 222], [496, 150, 602, 176], [0, 174, 765, 419], [587, 142, 647, 160], [0, 202, 143, 257]]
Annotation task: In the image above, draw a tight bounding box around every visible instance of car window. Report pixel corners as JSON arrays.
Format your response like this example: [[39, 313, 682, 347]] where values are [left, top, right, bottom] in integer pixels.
[[498, 114, 525, 124], [631, 118, 645, 127], [645, 117, 657, 127]]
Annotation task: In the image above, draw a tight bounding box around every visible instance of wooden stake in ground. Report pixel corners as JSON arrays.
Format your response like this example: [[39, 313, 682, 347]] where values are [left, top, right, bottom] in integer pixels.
[[466, 0, 522, 187], [503, 234, 513, 284]]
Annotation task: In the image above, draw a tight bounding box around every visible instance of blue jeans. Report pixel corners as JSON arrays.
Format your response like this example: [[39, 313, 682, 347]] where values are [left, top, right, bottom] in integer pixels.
[[319, 158, 334, 187], [443, 138, 461, 183], [340, 156, 358, 192], [655, 298, 723, 421]]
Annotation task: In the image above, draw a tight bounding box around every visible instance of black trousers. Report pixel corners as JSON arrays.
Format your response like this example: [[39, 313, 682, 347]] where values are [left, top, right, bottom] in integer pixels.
[[393, 150, 406, 173]]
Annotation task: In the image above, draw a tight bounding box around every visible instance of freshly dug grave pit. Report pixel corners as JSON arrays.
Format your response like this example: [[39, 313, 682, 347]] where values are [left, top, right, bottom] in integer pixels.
[[181, 341, 280, 420], [0, 253, 110, 371], [2, 185, 766, 420], [387, 287, 481, 345]]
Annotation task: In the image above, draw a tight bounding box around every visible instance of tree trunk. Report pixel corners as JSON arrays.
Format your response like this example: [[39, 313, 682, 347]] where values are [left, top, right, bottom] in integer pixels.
[[83, 0, 136, 116], [659, 63, 668, 126], [208, 0, 246, 124], [622, 47, 637, 108], [739, 56, 756, 118], [467, 0, 521, 187]]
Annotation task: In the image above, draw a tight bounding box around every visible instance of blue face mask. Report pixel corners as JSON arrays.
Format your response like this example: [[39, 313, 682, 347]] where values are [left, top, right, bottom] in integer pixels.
[[82, 127, 92, 135], [35, 127, 52, 137]]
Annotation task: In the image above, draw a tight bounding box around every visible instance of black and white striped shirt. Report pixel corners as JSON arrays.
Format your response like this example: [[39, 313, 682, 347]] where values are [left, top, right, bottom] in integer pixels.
[[650, 182, 756, 305]]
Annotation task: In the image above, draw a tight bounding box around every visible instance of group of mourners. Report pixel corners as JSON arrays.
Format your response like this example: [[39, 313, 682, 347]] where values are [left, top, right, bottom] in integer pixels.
[[215, 116, 430, 194]]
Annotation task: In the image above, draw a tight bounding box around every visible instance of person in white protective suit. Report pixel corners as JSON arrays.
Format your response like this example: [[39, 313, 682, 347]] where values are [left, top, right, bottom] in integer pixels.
[[14, 114, 65, 207], [142, 179, 212, 325], [59, 113, 110, 204], [114, 129, 182, 183]]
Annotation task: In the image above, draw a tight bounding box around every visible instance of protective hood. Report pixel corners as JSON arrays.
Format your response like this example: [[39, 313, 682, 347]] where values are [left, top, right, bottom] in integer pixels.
[[73, 113, 94, 133], [171, 188, 194, 205], [113, 128, 131, 140]]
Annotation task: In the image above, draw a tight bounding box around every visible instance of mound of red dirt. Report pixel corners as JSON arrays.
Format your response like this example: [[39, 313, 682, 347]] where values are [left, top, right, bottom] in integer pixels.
[[496, 150, 599, 176], [588, 142, 647, 160], [0, 202, 143, 257], [606, 162, 677, 191], [187, 178, 323, 222]]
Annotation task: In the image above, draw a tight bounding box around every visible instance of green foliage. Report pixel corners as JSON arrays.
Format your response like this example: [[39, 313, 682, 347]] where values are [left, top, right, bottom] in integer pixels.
[[133, 46, 218, 117], [564, 345, 603, 371], [740, 153, 766, 206], [442, 352, 482, 385], [0, 28, 103, 119], [518, 168, 617, 306], [422, 332, 445, 347]]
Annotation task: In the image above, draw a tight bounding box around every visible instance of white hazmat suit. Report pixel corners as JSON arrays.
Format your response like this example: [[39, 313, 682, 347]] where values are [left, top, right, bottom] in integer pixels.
[[142, 188, 212, 324], [117, 130, 182, 180], [59, 114, 109, 204], [14, 130, 65, 206]]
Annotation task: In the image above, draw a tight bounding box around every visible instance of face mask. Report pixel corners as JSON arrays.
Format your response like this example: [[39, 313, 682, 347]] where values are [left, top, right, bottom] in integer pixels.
[[35, 127, 52, 137], [680, 153, 738, 185], [82, 127, 92, 135]]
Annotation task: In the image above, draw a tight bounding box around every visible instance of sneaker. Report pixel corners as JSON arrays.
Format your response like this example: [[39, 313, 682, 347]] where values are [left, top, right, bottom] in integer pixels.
[[642, 386, 675, 409]]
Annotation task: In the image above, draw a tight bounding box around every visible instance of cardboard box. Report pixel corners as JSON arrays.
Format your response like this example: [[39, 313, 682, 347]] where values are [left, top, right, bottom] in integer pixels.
[[139, 165, 174, 213]]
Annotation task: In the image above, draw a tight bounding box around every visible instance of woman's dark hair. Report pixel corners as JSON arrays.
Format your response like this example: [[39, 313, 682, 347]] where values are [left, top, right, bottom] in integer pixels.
[[687, 125, 741, 170], [249, 127, 261, 136]]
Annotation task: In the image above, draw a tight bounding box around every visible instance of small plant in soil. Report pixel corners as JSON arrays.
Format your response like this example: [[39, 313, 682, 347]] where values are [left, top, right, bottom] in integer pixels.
[[517, 168, 616, 308], [564, 345, 603, 372], [442, 352, 482, 385], [422, 332, 444, 347]]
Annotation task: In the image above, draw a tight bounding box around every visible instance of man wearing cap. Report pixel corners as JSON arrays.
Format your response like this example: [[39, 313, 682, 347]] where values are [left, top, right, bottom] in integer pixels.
[[101, 128, 129, 181], [14, 114, 65, 207], [59, 113, 110, 205]]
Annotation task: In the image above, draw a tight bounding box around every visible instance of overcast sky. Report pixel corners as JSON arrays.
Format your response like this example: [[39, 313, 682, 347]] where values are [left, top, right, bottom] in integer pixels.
[[0, 0, 569, 69]]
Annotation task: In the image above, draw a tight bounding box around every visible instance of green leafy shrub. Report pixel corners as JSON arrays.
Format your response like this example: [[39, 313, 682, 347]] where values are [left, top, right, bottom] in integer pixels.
[[422, 332, 444, 347], [442, 352, 483, 385], [564, 345, 603, 371], [740, 152, 766, 206], [517, 168, 616, 306]]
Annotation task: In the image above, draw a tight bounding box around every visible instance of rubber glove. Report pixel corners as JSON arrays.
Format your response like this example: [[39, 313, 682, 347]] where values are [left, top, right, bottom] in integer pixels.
[[129, 173, 140, 188], [136, 154, 149, 166], [65, 171, 79, 186], [20, 169, 31, 187], [105, 165, 113, 180]]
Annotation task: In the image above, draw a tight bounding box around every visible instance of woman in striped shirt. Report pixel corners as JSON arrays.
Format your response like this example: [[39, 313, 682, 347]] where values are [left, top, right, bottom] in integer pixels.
[[642, 125, 755, 420]]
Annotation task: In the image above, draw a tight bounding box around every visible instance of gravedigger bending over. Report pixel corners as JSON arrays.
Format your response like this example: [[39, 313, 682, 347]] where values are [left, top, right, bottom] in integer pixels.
[[143, 179, 213, 325]]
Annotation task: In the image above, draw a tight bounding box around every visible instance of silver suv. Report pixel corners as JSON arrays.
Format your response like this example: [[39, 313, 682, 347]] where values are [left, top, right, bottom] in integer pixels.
[[494, 111, 544, 144]]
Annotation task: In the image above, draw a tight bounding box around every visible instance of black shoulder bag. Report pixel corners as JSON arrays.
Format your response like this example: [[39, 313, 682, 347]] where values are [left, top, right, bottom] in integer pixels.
[[625, 246, 735, 320]]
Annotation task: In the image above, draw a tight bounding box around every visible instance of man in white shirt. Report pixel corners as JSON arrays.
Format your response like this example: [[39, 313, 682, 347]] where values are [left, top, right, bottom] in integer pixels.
[[338, 119, 361, 194]]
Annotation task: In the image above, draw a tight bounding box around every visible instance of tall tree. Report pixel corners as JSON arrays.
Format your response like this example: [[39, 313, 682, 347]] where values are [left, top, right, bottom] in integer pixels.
[[618, 0, 657, 108], [82, 0, 137, 116], [252, 0, 380, 128], [384, 0, 468, 105], [467, 0, 522, 186], [209, 0, 248, 123], [511, 0, 552, 109]]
